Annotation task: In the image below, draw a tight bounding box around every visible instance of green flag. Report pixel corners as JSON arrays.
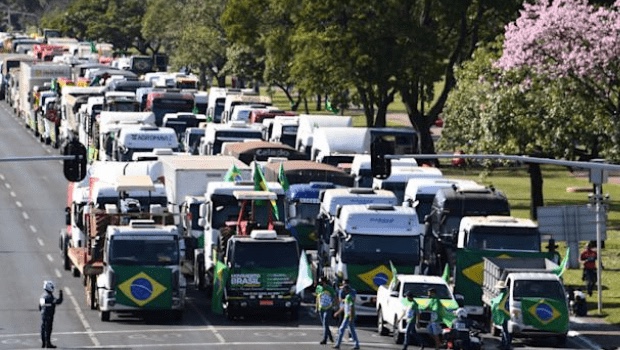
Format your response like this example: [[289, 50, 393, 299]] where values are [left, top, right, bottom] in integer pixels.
[[278, 162, 289, 191], [325, 97, 339, 114], [521, 297, 569, 333], [389, 260, 398, 285], [422, 296, 456, 328], [253, 162, 280, 220], [491, 290, 510, 326], [211, 260, 229, 315], [552, 248, 570, 277], [224, 164, 242, 182], [90, 41, 97, 54], [441, 263, 450, 282]]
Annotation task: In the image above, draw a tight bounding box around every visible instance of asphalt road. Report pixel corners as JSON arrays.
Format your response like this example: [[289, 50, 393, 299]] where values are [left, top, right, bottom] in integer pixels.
[[0, 101, 603, 350]]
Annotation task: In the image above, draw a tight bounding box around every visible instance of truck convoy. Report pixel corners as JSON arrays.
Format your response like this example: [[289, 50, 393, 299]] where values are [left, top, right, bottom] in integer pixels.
[[64, 175, 186, 322]]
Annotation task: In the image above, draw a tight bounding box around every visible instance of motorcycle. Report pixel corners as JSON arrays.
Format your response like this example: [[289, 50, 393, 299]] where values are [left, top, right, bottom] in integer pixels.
[[444, 319, 484, 350]]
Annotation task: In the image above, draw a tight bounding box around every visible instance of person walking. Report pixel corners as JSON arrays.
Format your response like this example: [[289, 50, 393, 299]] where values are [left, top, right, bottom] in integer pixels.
[[333, 284, 360, 350], [336, 279, 356, 342], [580, 241, 597, 296], [316, 277, 336, 345], [491, 281, 511, 350], [400, 291, 424, 350], [39, 281, 63, 348], [425, 288, 442, 350]]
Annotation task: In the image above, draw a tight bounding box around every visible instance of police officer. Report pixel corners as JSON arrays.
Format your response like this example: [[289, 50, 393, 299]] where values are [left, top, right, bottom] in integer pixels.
[[39, 281, 63, 348]]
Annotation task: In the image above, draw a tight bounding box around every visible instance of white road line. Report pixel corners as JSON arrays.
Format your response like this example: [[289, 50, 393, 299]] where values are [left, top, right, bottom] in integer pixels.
[[4, 182, 10, 189], [30, 225, 37, 233], [55, 269, 62, 278], [46, 254, 54, 262], [189, 299, 226, 343], [22, 211, 29, 220], [37, 238, 44, 246], [15, 201, 22, 208], [0, 174, 4, 181], [9, 191, 15, 197], [568, 330, 603, 350], [65, 287, 101, 347]]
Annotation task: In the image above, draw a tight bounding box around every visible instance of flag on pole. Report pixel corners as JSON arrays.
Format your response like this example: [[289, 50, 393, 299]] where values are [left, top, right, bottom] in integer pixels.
[[224, 164, 243, 182], [325, 97, 339, 114], [552, 248, 570, 277], [90, 41, 97, 54], [296, 250, 313, 294], [442, 263, 450, 282], [211, 260, 229, 314], [253, 162, 280, 220], [389, 260, 398, 285], [278, 162, 289, 191]]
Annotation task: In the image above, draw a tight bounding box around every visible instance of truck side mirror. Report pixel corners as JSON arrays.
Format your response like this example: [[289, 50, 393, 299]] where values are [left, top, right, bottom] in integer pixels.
[[370, 136, 393, 179], [63, 139, 87, 182]]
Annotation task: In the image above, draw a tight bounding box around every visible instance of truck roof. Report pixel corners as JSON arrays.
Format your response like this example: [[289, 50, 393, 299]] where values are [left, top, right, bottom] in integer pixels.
[[159, 155, 250, 172], [396, 274, 450, 285], [460, 215, 538, 229], [287, 182, 336, 201], [320, 188, 398, 215], [108, 221, 178, 237], [508, 272, 562, 281], [206, 181, 284, 197], [373, 166, 443, 185], [335, 204, 420, 235]]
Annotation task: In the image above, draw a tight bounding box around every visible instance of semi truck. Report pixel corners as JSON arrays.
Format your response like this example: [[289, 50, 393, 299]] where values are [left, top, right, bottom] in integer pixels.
[[17, 61, 71, 131], [159, 156, 251, 285], [452, 216, 552, 321], [323, 204, 422, 316], [481, 257, 569, 345], [65, 175, 186, 322], [423, 184, 511, 276]]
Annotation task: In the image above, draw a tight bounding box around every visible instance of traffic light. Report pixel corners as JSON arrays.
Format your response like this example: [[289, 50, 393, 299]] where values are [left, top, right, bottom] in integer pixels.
[[63, 139, 87, 182], [370, 136, 393, 179]]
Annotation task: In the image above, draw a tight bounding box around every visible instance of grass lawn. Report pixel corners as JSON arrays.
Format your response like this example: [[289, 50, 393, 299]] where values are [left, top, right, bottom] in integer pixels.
[[440, 164, 620, 324]]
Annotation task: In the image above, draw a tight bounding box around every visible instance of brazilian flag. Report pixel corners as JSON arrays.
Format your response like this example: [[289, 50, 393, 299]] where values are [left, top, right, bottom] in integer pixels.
[[253, 163, 280, 220], [521, 297, 569, 333], [224, 164, 243, 182], [418, 297, 457, 328], [114, 266, 172, 309], [212, 260, 229, 314]]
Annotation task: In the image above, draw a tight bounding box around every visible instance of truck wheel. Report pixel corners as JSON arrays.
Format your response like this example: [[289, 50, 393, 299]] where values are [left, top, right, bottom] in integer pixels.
[[393, 316, 404, 344], [100, 310, 110, 322], [377, 308, 389, 335]]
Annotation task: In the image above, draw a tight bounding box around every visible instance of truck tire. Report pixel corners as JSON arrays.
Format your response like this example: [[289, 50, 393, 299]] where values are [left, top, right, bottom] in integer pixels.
[[100, 310, 110, 322], [393, 316, 404, 344], [194, 254, 206, 291], [377, 308, 389, 335]]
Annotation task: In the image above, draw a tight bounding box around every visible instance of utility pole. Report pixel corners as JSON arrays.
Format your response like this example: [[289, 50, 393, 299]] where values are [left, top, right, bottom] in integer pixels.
[[589, 159, 608, 314]]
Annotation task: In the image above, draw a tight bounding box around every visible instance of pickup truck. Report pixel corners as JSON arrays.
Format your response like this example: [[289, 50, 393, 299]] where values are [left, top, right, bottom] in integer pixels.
[[376, 274, 458, 344]]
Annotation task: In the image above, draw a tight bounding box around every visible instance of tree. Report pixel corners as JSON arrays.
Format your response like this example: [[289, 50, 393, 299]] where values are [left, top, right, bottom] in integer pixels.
[[496, 0, 620, 160]]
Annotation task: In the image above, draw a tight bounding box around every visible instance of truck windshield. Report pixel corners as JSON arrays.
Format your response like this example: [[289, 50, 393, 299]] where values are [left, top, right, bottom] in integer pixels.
[[289, 201, 320, 225], [467, 227, 540, 251], [109, 237, 179, 265], [379, 182, 406, 203], [232, 241, 298, 269], [402, 282, 452, 299], [213, 130, 263, 154], [211, 195, 286, 229], [341, 235, 420, 266], [513, 280, 565, 300]]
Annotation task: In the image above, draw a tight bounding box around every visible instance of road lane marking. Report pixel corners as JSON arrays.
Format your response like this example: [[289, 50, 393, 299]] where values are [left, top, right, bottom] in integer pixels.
[[30, 225, 37, 233], [46, 254, 54, 262], [55, 269, 62, 278], [4, 182, 10, 189], [15, 201, 21, 207], [0, 174, 4, 181], [22, 211, 29, 220], [65, 287, 101, 347], [189, 299, 225, 343], [9, 191, 15, 197], [37, 238, 44, 246], [568, 330, 603, 350]]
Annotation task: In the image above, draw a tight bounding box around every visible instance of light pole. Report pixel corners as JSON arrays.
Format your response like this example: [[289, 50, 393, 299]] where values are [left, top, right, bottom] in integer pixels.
[[589, 159, 607, 314]]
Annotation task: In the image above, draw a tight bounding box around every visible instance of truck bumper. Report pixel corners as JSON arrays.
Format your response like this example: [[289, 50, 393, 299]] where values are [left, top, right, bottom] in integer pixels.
[[225, 297, 300, 315], [99, 290, 186, 312], [508, 321, 567, 337]]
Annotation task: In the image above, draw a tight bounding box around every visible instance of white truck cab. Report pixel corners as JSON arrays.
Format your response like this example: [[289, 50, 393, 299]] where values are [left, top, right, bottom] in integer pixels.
[[200, 121, 264, 155], [113, 125, 179, 161], [372, 167, 444, 204], [403, 177, 478, 223]]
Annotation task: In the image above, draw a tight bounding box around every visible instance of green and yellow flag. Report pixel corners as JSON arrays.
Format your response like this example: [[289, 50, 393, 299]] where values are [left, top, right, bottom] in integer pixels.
[[389, 260, 398, 285], [491, 290, 510, 326], [521, 297, 569, 333], [253, 162, 280, 220], [211, 260, 229, 314], [552, 248, 570, 277], [441, 263, 450, 283], [325, 97, 339, 115], [421, 297, 456, 328], [224, 164, 242, 182], [278, 162, 290, 191], [114, 266, 172, 309]]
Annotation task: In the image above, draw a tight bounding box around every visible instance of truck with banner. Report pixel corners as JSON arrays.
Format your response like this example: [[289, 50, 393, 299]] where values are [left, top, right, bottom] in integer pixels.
[[324, 204, 422, 316], [481, 257, 569, 345], [65, 175, 186, 322], [453, 216, 555, 322]]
